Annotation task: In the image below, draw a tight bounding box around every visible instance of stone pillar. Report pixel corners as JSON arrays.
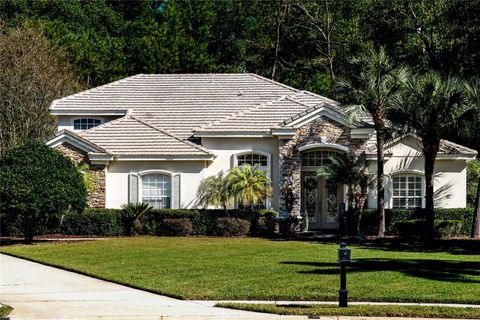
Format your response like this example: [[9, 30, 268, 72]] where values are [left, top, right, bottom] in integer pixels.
[[55, 143, 106, 208], [279, 138, 302, 217]]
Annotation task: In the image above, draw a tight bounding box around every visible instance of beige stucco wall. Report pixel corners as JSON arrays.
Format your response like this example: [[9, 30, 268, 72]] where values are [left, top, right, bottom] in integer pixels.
[[367, 136, 468, 209], [105, 161, 207, 209], [104, 137, 281, 210], [202, 137, 281, 209]]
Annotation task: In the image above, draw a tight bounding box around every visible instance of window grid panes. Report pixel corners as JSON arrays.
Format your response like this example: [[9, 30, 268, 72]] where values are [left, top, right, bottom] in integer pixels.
[[392, 175, 422, 209], [236, 153, 269, 210], [237, 154, 268, 167], [301, 150, 337, 166], [73, 118, 102, 130], [142, 174, 171, 209]]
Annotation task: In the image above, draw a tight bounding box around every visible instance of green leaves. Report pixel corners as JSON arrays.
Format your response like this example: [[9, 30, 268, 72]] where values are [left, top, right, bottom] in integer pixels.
[[227, 165, 272, 207], [0, 140, 87, 241], [121, 202, 153, 220], [196, 165, 271, 211]]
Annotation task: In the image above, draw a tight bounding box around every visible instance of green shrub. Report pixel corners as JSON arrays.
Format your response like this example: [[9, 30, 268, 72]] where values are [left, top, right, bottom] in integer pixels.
[[159, 218, 193, 236], [214, 217, 250, 236], [251, 210, 278, 235], [395, 219, 464, 239], [143, 209, 205, 234], [394, 220, 426, 238], [0, 140, 87, 241], [434, 220, 464, 238], [60, 210, 123, 236], [279, 215, 302, 236], [360, 208, 473, 236]]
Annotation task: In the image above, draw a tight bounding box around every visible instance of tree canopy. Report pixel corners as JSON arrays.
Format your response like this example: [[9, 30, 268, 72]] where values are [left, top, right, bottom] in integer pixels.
[[1, 0, 479, 152]]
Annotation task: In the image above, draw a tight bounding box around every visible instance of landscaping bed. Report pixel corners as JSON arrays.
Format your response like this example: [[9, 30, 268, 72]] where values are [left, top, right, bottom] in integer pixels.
[[216, 303, 480, 319], [1, 237, 478, 303]]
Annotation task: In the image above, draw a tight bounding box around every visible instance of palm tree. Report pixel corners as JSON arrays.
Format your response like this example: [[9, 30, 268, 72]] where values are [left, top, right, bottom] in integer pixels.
[[338, 47, 408, 237], [195, 171, 232, 214], [227, 164, 272, 209], [317, 152, 370, 235], [391, 72, 476, 236], [464, 80, 480, 239]]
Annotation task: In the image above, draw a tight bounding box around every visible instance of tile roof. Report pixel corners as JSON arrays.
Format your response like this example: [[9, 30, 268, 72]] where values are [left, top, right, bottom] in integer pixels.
[[77, 115, 213, 157], [365, 133, 477, 156], [51, 73, 355, 137]]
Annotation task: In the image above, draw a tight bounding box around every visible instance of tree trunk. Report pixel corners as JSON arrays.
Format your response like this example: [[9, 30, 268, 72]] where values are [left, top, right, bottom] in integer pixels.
[[271, 1, 287, 79], [376, 131, 386, 237], [423, 142, 439, 238], [471, 176, 480, 239], [356, 195, 367, 236]]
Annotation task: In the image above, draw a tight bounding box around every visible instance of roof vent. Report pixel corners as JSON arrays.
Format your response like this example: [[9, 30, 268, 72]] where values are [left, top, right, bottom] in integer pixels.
[[237, 90, 243, 96]]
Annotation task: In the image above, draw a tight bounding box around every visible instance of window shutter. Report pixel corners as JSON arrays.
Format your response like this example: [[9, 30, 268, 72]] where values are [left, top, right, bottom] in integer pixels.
[[128, 173, 139, 203], [172, 174, 181, 209]]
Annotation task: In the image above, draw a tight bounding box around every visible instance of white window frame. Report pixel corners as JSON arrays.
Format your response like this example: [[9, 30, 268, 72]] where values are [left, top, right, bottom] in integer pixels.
[[71, 117, 104, 131], [390, 172, 425, 209], [138, 170, 173, 209], [233, 150, 272, 210]]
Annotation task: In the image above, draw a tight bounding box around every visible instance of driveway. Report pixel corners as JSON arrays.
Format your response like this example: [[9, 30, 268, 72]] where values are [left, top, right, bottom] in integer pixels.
[[0, 254, 279, 320]]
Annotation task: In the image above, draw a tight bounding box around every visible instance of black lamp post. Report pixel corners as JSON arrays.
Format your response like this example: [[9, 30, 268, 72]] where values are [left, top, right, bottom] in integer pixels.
[[338, 242, 351, 307]]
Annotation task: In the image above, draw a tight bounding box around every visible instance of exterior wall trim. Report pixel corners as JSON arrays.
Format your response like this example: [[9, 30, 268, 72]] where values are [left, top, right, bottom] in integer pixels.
[[298, 142, 349, 153]]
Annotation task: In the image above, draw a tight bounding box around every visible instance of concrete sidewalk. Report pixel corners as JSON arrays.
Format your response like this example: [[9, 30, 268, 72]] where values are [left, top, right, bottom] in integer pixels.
[[0, 254, 278, 320]]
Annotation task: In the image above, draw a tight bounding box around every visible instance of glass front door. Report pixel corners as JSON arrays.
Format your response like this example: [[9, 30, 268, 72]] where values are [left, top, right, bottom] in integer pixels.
[[301, 172, 340, 229]]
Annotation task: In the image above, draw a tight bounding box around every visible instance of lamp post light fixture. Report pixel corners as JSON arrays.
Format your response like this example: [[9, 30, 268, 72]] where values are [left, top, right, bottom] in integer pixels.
[[338, 242, 351, 307]]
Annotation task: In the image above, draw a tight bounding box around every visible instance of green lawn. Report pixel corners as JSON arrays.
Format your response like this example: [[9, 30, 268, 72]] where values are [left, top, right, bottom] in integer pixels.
[[1, 237, 479, 303], [217, 303, 480, 319]]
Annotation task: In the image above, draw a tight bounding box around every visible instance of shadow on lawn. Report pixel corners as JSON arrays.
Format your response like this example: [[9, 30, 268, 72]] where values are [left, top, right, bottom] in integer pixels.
[[282, 259, 480, 283], [276, 238, 480, 255], [355, 239, 480, 255]]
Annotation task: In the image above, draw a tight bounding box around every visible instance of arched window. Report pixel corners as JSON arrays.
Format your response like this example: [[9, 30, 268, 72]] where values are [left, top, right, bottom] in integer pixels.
[[141, 174, 171, 209], [301, 150, 339, 167], [73, 118, 102, 130], [234, 151, 271, 210], [392, 174, 423, 209]]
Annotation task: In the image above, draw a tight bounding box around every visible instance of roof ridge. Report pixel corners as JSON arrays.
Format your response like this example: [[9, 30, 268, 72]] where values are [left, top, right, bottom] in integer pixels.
[[249, 73, 301, 94], [194, 93, 304, 131], [130, 116, 213, 155]]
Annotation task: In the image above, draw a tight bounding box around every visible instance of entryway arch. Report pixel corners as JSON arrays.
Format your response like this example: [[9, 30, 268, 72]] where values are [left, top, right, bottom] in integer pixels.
[[300, 145, 346, 230]]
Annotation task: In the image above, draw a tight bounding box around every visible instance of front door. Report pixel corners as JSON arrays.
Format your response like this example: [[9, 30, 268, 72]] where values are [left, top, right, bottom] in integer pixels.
[[301, 172, 340, 229]]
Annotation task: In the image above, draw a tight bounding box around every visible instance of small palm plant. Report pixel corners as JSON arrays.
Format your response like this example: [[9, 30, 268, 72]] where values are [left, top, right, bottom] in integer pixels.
[[121, 202, 153, 236], [195, 171, 232, 214], [317, 152, 370, 235], [227, 164, 272, 210]]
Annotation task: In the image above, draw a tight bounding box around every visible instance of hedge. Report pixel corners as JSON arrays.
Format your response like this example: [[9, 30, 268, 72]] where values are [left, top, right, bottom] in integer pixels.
[[60, 209, 123, 236], [358, 208, 474, 236], [0, 208, 279, 237], [395, 219, 464, 238]]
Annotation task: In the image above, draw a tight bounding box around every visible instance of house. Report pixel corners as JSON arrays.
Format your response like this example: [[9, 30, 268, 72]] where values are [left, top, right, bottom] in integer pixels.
[[46, 74, 477, 230]]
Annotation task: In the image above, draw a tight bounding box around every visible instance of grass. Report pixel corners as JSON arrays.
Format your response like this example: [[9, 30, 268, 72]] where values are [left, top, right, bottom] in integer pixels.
[[1, 237, 479, 303], [0, 305, 13, 317], [216, 303, 480, 319]]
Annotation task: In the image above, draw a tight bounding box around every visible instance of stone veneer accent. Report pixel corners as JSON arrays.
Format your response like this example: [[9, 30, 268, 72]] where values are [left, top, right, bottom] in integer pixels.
[[55, 143, 106, 208], [278, 116, 368, 216]]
